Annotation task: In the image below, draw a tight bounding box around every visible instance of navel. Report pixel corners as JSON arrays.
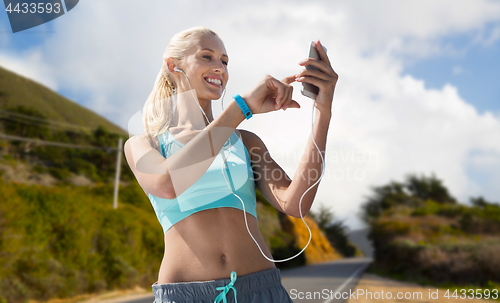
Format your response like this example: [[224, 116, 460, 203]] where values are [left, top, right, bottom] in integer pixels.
[[221, 253, 227, 263]]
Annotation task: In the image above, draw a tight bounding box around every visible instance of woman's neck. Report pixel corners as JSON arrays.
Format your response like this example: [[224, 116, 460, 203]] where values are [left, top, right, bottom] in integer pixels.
[[170, 90, 214, 130]]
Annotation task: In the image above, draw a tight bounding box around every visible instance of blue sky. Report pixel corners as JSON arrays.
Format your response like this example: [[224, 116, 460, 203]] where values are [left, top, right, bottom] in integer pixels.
[[2, 6, 499, 117], [403, 23, 500, 116], [1, 1, 500, 230]]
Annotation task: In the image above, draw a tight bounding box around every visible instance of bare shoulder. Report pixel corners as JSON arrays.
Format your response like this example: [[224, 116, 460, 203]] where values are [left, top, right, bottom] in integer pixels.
[[235, 129, 266, 162], [235, 129, 255, 149]]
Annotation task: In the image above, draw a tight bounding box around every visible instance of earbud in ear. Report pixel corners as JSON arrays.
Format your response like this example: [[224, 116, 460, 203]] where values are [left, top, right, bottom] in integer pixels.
[[173, 66, 182, 72]]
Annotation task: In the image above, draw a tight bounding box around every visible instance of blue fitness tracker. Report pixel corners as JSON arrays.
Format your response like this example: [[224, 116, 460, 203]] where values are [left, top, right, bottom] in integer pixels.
[[232, 94, 253, 120]]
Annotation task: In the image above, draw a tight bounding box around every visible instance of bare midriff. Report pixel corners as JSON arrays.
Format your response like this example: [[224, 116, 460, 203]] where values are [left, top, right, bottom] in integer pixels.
[[156, 207, 276, 284]]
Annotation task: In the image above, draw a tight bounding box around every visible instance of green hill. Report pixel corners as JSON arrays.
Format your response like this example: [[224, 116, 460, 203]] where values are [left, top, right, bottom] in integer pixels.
[[0, 65, 126, 135], [0, 64, 133, 186]]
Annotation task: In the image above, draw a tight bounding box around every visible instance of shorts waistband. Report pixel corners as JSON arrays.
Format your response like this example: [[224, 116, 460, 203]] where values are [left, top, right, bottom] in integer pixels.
[[151, 268, 282, 301]]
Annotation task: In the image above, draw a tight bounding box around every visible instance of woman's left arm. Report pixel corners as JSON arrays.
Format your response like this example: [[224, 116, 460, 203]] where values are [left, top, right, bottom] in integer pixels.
[[252, 40, 338, 218]]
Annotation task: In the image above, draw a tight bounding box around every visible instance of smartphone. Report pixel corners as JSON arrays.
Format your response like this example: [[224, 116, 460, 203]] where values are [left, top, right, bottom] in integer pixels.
[[301, 41, 327, 99]]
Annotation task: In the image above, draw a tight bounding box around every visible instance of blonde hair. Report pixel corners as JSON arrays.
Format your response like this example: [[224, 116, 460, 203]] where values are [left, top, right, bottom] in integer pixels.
[[142, 26, 220, 137]]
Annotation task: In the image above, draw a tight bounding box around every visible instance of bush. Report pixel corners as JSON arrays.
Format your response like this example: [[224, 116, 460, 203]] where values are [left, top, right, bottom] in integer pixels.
[[0, 179, 163, 303], [362, 172, 500, 287], [48, 167, 71, 180]]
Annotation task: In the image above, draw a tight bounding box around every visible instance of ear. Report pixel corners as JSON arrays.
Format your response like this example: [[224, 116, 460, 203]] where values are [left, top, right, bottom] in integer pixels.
[[166, 57, 177, 73]]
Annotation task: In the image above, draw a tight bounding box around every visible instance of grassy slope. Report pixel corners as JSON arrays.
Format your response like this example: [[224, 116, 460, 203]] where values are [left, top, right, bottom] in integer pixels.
[[0, 65, 126, 135]]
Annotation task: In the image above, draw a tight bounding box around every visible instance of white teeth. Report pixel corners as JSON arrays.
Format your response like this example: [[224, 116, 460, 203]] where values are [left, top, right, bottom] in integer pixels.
[[206, 78, 221, 86]]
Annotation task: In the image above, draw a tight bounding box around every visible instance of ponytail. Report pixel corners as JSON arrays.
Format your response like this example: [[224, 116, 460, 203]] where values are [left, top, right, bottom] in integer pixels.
[[142, 66, 176, 137]]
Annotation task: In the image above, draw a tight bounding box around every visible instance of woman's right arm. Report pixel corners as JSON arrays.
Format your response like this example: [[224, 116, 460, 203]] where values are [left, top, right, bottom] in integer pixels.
[[124, 99, 246, 199], [124, 74, 299, 200]]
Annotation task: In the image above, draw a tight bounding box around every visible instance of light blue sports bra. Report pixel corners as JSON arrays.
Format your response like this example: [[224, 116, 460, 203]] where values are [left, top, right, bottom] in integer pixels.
[[148, 129, 258, 234]]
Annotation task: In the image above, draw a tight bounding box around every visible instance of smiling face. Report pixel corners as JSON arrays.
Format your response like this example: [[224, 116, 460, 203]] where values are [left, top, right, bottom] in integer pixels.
[[177, 35, 229, 103]]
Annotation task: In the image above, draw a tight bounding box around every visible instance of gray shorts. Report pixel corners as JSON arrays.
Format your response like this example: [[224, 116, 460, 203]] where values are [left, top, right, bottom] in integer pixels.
[[151, 267, 294, 303]]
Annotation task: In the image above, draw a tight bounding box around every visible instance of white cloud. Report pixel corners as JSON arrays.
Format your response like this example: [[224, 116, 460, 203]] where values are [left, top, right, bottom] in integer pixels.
[[0, 48, 58, 90], [473, 23, 500, 47], [335, 0, 500, 58], [1, 0, 500, 230]]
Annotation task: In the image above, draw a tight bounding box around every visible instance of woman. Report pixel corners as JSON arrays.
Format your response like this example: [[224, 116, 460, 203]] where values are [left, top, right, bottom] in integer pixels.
[[124, 26, 338, 303]]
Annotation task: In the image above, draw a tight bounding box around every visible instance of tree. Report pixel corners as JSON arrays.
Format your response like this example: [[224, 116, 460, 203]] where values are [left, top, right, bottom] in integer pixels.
[[360, 172, 457, 224], [470, 196, 499, 208], [309, 203, 334, 231], [309, 203, 356, 257], [405, 172, 457, 204]]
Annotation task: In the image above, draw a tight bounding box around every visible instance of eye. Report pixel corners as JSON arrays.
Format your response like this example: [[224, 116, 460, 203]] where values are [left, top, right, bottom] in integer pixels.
[[203, 54, 228, 66]]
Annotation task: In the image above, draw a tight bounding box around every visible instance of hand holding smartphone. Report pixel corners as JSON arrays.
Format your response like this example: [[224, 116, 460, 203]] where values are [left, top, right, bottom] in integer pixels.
[[301, 41, 327, 99]]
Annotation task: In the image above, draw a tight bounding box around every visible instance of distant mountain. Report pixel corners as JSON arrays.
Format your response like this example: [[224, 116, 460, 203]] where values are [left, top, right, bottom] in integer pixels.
[[0, 65, 126, 135]]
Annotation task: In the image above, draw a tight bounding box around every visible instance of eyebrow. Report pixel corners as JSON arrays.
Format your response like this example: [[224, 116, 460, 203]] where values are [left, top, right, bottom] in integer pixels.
[[200, 47, 229, 60]]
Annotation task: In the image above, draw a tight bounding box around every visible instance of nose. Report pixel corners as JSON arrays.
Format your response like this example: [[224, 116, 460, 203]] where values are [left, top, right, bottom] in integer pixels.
[[213, 59, 226, 73]]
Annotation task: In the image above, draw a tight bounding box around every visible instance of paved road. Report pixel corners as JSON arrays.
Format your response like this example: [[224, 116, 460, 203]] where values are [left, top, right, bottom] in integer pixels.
[[114, 257, 372, 303], [281, 257, 373, 303]]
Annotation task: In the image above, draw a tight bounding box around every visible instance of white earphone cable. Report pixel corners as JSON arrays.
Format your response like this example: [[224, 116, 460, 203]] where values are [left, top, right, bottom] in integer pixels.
[[219, 99, 324, 262], [176, 69, 324, 262]]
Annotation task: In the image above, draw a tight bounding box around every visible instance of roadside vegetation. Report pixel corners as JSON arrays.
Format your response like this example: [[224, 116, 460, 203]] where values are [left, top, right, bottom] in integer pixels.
[[360, 173, 500, 299]]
